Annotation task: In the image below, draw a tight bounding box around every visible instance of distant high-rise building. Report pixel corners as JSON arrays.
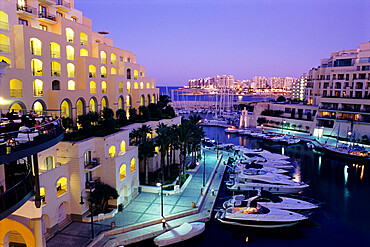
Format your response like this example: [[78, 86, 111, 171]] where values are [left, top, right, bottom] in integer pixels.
[[283, 77, 296, 90], [252, 76, 268, 89], [269, 77, 284, 89], [188, 75, 234, 89], [292, 74, 307, 101]]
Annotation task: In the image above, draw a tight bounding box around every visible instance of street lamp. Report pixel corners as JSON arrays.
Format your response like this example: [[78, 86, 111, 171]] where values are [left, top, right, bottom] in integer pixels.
[[80, 190, 94, 239], [156, 182, 165, 228]]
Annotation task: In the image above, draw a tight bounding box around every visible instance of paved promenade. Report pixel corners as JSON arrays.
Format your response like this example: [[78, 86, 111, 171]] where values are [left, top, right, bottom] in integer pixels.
[[47, 149, 228, 247]]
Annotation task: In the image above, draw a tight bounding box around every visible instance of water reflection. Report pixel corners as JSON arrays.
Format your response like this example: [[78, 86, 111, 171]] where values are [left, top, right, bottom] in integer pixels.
[[344, 165, 349, 185], [281, 146, 285, 156], [360, 165, 364, 180], [318, 156, 322, 175]]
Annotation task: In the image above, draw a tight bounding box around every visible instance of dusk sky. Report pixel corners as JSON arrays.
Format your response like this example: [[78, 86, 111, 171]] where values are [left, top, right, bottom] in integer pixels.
[[75, 0, 370, 86]]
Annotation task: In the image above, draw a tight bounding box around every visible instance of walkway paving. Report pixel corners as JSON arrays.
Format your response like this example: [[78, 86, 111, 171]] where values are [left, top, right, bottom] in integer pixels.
[[46, 149, 227, 247]]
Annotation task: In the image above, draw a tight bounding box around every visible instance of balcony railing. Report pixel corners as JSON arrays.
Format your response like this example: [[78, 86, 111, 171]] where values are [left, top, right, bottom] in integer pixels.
[[84, 158, 100, 170], [55, 0, 70, 8], [38, 12, 56, 22], [16, 4, 37, 16], [32, 70, 43, 76], [0, 168, 35, 221], [51, 70, 61, 77], [10, 89, 23, 98], [0, 44, 10, 53]]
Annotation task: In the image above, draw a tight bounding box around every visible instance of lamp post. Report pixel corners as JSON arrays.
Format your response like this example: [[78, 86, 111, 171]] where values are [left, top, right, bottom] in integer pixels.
[[203, 151, 206, 187], [156, 182, 165, 228], [80, 190, 94, 239]]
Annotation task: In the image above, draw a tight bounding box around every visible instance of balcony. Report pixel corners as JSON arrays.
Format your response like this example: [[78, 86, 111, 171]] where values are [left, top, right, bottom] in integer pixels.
[[84, 158, 101, 171], [0, 120, 64, 164], [85, 177, 101, 192], [16, 4, 37, 18], [38, 12, 57, 24], [39, 0, 56, 5], [0, 168, 35, 221], [10, 89, 23, 98], [55, 0, 71, 11]]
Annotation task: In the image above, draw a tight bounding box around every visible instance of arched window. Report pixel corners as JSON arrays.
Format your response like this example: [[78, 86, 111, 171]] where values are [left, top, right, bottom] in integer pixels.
[[140, 71, 145, 77], [10, 79, 23, 97], [100, 66, 107, 78], [111, 67, 116, 75], [152, 82, 155, 89], [80, 48, 88, 56], [134, 70, 138, 80], [101, 97, 108, 109], [40, 187, 46, 205], [80, 32, 88, 46], [120, 164, 126, 180], [126, 68, 131, 79], [100, 51, 107, 64], [126, 95, 131, 106], [89, 65, 96, 78], [0, 34, 10, 53], [127, 81, 131, 93], [127, 57, 131, 63], [61, 99, 71, 118], [76, 98, 85, 116], [102, 81, 107, 94], [119, 82, 124, 93], [33, 79, 43, 96], [67, 63, 75, 77], [0, 56, 11, 67], [140, 95, 144, 106], [84, 151, 92, 165], [51, 61, 61, 77], [68, 80, 75, 90], [134, 82, 138, 89], [50, 42, 60, 58], [109, 146, 115, 158], [33, 100, 44, 115], [120, 140, 126, 152], [111, 53, 116, 65], [152, 94, 156, 103], [66, 28, 74, 43], [31, 58, 43, 76], [118, 96, 124, 109], [30, 38, 42, 56], [130, 158, 136, 173], [90, 81, 96, 94], [89, 97, 97, 112], [43, 156, 54, 170], [52, 80, 60, 90], [9, 102, 26, 114], [0, 10, 9, 30], [140, 82, 144, 89], [146, 82, 150, 89], [66, 45, 74, 60], [126, 95, 131, 119], [56, 177, 67, 197], [147, 94, 150, 106]]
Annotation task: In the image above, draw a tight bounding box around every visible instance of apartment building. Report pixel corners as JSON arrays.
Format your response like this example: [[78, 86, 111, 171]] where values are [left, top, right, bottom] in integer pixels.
[[269, 77, 284, 89], [0, 0, 169, 246], [291, 73, 307, 101], [187, 75, 234, 89], [306, 42, 370, 138], [252, 76, 268, 89]]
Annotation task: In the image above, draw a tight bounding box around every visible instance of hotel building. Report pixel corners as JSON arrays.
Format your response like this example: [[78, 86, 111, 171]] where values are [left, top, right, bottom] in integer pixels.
[[306, 42, 370, 138], [0, 0, 181, 246], [291, 73, 307, 101]]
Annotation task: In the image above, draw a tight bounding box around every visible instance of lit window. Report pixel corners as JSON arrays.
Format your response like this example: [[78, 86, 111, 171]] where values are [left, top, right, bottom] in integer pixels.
[[89, 98, 97, 112], [67, 63, 75, 77], [146, 82, 150, 89], [90, 81, 96, 94], [120, 140, 126, 152], [130, 158, 136, 173], [111, 67, 116, 75], [118, 96, 124, 109], [134, 82, 138, 89], [111, 53, 116, 65], [40, 187, 47, 205], [80, 48, 88, 56], [120, 164, 126, 180], [109, 146, 115, 158], [66, 45, 75, 60], [30, 38, 42, 56], [43, 156, 54, 170], [89, 65, 96, 78], [102, 81, 107, 94], [140, 82, 144, 89], [9, 79, 23, 97], [119, 82, 124, 93], [0, 10, 9, 30], [61, 99, 71, 118], [33, 79, 43, 96], [100, 51, 107, 64], [66, 27, 74, 42], [50, 42, 60, 58], [126, 81, 131, 93], [56, 177, 67, 197], [101, 66, 107, 78], [134, 70, 138, 80], [68, 80, 75, 90], [51, 61, 61, 77], [39, 24, 47, 31], [80, 32, 88, 46]]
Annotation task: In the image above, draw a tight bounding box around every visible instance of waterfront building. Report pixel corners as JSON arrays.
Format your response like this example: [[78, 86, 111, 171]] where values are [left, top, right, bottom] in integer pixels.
[[187, 75, 234, 89], [306, 42, 370, 139], [252, 76, 268, 89], [0, 0, 177, 246], [283, 77, 296, 90], [269, 77, 284, 90], [291, 73, 307, 101]]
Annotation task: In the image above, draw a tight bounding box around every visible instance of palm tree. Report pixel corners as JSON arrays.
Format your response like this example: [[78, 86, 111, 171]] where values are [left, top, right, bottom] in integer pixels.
[[138, 124, 152, 144], [129, 129, 141, 146], [176, 119, 192, 187], [169, 124, 179, 166], [155, 123, 171, 181], [139, 139, 156, 184], [93, 182, 118, 214]]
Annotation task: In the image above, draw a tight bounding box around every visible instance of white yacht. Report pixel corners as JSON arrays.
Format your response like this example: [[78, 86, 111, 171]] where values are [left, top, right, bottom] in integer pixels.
[[216, 198, 307, 228], [223, 191, 319, 211]]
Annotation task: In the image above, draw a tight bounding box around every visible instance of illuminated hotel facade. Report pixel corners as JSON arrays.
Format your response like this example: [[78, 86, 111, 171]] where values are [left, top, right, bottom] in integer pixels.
[[0, 0, 181, 246]]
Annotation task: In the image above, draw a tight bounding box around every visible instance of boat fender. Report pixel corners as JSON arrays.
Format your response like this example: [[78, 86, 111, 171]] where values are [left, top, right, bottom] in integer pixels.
[[191, 202, 196, 208], [111, 221, 116, 230]]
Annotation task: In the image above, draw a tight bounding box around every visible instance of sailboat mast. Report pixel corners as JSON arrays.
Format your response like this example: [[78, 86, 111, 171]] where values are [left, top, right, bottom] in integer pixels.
[[336, 122, 341, 148]]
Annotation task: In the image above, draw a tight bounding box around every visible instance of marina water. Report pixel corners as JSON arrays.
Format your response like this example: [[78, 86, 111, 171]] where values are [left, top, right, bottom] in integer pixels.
[[128, 125, 370, 247]]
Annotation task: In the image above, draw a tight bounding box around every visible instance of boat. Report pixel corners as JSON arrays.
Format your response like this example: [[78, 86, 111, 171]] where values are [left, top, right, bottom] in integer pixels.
[[215, 199, 307, 228], [227, 168, 308, 194], [223, 190, 319, 211], [225, 127, 239, 134], [153, 222, 205, 246]]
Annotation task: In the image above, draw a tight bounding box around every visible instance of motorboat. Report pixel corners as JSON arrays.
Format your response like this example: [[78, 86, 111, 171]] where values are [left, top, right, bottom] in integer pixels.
[[153, 222, 205, 246], [227, 168, 308, 194], [225, 127, 239, 134], [223, 191, 319, 211], [215, 199, 307, 228]]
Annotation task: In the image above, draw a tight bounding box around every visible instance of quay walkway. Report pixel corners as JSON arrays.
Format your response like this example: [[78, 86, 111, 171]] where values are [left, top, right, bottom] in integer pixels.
[[46, 149, 228, 247]]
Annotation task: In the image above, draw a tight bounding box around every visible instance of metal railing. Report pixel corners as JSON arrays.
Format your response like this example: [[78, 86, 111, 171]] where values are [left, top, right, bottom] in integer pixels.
[[0, 120, 64, 157], [38, 12, 56, 22], [0, 168, 34, 218], [84, 158, 101, 170], [10, 89, 23, 98], [51, 70, 61, 77], [16, 4, 37, 15], [32, 69, 43, 76], [56, 0, 70, 8]]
